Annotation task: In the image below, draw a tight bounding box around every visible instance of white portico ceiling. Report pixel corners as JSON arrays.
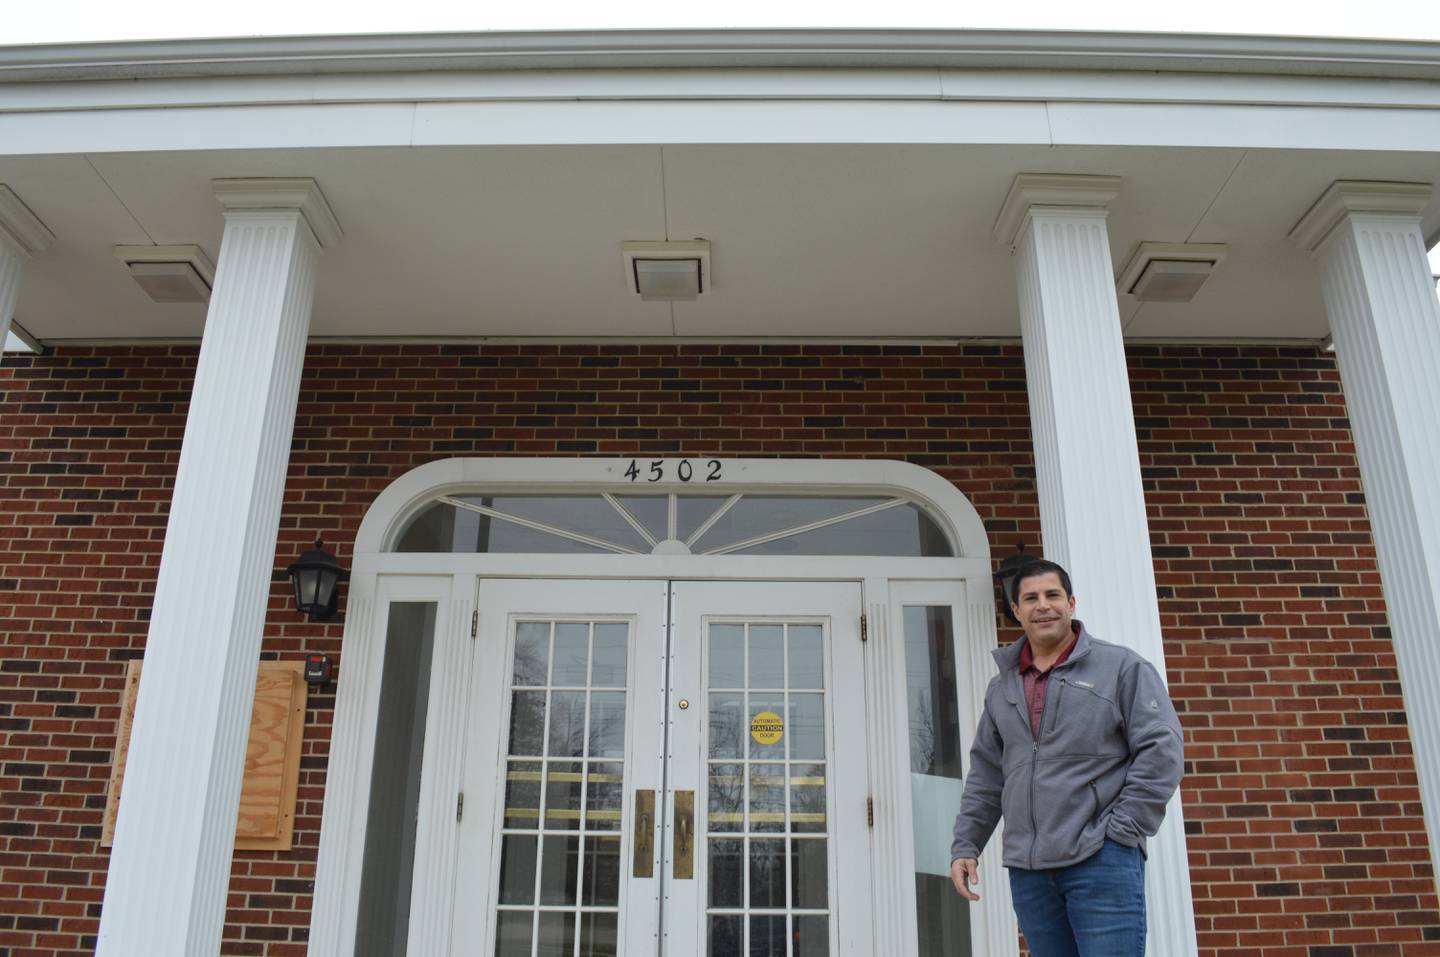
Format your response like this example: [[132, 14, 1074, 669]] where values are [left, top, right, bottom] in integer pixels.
[[2, 29, 1439, 347], [3, 141, 1438, 345]]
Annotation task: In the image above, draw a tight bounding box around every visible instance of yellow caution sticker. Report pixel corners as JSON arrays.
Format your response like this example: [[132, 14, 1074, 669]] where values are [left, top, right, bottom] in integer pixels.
[[750, 710, 784, 746]]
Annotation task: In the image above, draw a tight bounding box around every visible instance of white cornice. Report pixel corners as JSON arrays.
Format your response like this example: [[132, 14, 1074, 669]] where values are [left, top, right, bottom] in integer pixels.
[[0, 185, 55, 258], [1289, 180, 1434, 253], [212, 178, 342, 249], [3, 29, 1440, 83], [992, 173, 1122, 248]]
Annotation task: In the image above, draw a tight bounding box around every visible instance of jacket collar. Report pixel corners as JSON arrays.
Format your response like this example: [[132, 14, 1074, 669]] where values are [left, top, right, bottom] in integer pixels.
[[993, 620, 1092, 684]]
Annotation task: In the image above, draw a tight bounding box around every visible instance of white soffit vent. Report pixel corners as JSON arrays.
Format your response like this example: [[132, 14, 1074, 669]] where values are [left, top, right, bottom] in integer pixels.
[[622, 240, 711, 301], [114, 244, 216, 304], [1116, 242, 1228, 303]]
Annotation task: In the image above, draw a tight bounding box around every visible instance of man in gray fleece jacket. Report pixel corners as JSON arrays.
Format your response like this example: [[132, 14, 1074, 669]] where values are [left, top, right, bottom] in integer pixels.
[[950, 559, 1183, 956]]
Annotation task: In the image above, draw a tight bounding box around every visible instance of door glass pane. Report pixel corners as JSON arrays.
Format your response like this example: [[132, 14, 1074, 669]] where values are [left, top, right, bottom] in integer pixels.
[[588, 692, 626, 758], [694, 496, 889, 552], [730, 503, 952, 557], [494, 911, 534, 957], [535, 911, 578, 957], [709, 693, 744, 759], [706, 619, 833, 956], [394, 492, 953, 556], [709, 624, 745, 689], [353, 601, 437, 957], [749, 839, 786, 908], [709, 915, 743, 957], [749, 914, 787, 957], [708, 764, 744, 832], [614, 495, 669, 541], [585, 763, 623, 831], [509, 691, 546, 757], [794, 915, 830, 957], [466, 495, 650, 553], [505, 762, 542, 829], [592, 624, 628, 687], [709, 838, 744, 907], [514, 622, 550, 686], [583, 835, 622, 906], [747, 626, 784, 689], [677, 495, 732, 542], [498, 835, 538, 905], [548, 690, 587, 757], [553, 623, 590, 685], [903, 606, 971, 956], [787, 626, 824, 690], [495, 618, 629, 957], [539, 835, 580, 904], [544, 763, 582, 830], [579, 912, 619, 957]]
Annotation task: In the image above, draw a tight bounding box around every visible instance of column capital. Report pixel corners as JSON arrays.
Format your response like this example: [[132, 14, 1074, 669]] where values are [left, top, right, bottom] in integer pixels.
[[212, 177, 342, 249], [992, 173, 1122, 249], [0, 185, 56, 260], [1289, 180, 1433, 253]]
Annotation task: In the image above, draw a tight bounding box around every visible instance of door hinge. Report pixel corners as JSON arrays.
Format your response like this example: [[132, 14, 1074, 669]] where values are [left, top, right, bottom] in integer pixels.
[[867, 797, 874, 828], [860, 614, 868, 642], [471, 609, 478, 639], [457, 791, 465, 822]]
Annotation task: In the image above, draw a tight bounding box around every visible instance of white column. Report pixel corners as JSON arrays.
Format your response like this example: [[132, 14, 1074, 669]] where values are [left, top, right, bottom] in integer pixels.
[[1291, 180, 1440, 892], [994, 174, 1199, 956], [98, 179, 340, 956], [0, 186, 56, 350]]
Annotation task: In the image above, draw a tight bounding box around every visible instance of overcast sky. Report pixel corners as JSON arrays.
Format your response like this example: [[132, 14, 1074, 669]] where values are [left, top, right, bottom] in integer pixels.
[[4, 0, 1440, 44]]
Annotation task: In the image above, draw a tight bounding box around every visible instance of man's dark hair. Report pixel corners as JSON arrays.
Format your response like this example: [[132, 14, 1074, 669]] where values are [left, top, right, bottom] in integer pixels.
[[1010, 559, 1073, 604]]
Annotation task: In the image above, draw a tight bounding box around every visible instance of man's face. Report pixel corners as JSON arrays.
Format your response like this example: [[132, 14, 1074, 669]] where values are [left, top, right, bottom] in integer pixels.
[[1011, 572, 1076, 647]]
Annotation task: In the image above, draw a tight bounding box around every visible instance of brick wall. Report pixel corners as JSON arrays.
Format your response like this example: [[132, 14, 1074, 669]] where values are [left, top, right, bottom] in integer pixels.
[[1, 343, 1435, 955]]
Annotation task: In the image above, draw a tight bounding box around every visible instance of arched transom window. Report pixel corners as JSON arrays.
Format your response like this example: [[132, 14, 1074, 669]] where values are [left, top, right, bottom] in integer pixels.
[[393, 491, 954, 557]]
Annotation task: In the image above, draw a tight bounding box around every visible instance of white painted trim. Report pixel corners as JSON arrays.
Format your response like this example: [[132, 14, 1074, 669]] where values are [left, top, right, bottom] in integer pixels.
[[213, 177, 343, 249], [355, 457, 990, 562], [0, 185, 54, 259], [4, 30, 1440, 83], [439, 495, 641, 554], [703, 497, 908, 555], [603, 492, 660, 549], [992, 173, 1121, 248], [884, 579, 1019, 957], [5, 97, 1440, 157], [309, 575, 455, 957], [7, 67, 1440, 114], [1289, 180, 1434, 253], [310, 457, 998, 956]]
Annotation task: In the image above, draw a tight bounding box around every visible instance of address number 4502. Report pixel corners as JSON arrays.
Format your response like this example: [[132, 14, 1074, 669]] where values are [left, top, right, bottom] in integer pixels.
[[624, 459, 723, 483]]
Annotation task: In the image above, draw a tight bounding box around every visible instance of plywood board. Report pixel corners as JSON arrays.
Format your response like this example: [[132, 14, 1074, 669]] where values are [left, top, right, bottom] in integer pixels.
[[234, 662, 307, 850], [103, 661, 308, 851], [101, 660, 143, 847]]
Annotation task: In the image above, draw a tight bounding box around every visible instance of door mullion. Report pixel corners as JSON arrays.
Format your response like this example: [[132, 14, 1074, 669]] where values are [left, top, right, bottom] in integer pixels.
[[654, 583, 676, 957]]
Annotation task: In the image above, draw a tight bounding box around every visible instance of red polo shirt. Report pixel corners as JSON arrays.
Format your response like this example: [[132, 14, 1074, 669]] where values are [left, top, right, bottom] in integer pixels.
[[1018, 625, 1078, 737]]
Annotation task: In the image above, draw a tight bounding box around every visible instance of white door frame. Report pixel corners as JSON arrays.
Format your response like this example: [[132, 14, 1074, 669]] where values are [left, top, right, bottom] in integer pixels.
[[307, 457, 1018, 957]]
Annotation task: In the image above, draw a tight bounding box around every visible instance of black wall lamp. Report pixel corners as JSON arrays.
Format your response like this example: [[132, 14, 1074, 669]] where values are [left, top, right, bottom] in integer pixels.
[[993, 542, 1040, 626], [286, 538, 349, 622]]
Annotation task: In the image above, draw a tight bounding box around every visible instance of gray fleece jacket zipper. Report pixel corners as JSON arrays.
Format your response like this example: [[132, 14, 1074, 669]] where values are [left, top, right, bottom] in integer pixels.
[[950, 623, 1184, 871]]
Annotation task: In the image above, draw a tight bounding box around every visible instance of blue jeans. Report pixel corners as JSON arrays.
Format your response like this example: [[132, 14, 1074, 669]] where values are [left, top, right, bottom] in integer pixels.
[[1008, 839, 1146, 957]]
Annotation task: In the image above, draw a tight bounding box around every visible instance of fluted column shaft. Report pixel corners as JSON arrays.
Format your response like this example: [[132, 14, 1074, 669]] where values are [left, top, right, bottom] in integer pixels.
[[1007, 189, 1198, 956], [0, 240, 20, 349], [97, 207, 321, 955], [1307, 200, 1440, 889], [0, 184, 55, 352]]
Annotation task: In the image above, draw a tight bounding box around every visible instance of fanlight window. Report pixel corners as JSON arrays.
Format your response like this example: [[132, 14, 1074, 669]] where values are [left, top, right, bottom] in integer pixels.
[[393, 492, 953, 557]]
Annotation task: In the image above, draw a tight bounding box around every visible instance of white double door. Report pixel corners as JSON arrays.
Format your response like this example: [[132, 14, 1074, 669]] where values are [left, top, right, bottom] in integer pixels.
[[448, 579, 871, 957]]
